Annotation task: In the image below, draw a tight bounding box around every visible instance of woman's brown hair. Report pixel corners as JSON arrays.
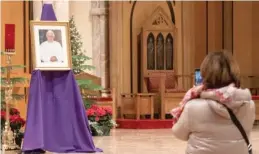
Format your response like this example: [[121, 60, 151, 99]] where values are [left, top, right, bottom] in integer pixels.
[[200, 51, 240, 89]]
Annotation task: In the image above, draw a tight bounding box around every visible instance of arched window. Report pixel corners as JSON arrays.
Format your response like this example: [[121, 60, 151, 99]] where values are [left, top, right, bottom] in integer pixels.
[[165, 33, 173, 70], [156, 33, 164, 70], [147, 33, 155, 70]]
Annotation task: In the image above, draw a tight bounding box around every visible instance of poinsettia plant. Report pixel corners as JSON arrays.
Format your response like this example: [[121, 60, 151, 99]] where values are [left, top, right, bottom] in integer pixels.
[[86, 105, 117, 136], [1, 108, 25, 146]]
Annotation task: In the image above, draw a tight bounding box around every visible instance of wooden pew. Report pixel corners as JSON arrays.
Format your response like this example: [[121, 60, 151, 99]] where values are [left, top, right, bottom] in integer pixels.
[[75, 72, 101, 97], [120, 72, 190, 120], [120, 93, 137, 119], [159, 74, 192, 119], [143, 72, 192, 119], [120, 93, 156, 120], [240, 75, 259, 120]]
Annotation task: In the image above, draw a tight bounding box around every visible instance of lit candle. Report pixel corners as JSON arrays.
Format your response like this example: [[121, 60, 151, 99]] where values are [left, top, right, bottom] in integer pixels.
[[5, 24, 15, 54]]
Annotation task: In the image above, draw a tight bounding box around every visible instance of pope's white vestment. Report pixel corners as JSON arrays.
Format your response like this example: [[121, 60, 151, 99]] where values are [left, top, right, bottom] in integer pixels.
[[40, 41, 63, 63]]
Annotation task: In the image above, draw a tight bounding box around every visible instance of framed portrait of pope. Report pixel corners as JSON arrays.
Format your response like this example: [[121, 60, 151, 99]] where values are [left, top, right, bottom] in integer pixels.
[[30, 21, 72, 70]]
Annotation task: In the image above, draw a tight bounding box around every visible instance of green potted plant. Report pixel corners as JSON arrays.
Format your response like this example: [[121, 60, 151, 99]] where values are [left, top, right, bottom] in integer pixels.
[[86, 105, 117, 136], [1, 108, 25, 147]]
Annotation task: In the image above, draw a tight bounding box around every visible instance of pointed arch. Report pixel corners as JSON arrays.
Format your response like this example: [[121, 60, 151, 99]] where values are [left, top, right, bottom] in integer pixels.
[[165, 33, 174, 70], [147, 33, 155, 70], [156, 33, 164, 70]]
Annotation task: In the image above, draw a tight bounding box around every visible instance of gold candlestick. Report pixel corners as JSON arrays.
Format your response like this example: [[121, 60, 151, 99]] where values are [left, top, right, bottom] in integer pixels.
[[2, 55, 19, 151]]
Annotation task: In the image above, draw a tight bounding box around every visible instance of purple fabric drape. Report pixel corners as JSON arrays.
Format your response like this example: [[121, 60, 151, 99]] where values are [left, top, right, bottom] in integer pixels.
[[22, 71, 102, 153], [40, 4, 57, 21]]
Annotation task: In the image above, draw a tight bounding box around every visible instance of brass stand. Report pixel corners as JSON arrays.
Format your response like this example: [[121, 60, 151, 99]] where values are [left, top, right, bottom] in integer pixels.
[[2, 55, 19, 151]]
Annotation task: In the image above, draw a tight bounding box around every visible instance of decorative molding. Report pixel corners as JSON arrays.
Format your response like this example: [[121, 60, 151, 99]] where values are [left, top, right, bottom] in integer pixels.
[[143, 6, 175, 30], [152, 14, 169, 26]]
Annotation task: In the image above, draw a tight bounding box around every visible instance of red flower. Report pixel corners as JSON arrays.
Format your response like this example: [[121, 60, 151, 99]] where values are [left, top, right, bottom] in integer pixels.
[[1, 111, 6, 119], [91, 105, 99, 110], [10, 108, 19, 115], [86, 105, 113, 123], [103, 107, 112, 115], [10, 115, 25, 126], [96, 107, 106, 117], [10, 115, 19, 122], [86, 108, 95, 116]]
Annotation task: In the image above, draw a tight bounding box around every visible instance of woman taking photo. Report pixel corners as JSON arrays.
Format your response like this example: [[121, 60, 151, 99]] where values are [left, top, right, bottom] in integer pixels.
[[171, 51, 255, 154]]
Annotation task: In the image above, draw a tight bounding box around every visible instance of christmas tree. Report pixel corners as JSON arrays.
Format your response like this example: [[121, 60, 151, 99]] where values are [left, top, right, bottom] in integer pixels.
[[69, 16, 102, 108]]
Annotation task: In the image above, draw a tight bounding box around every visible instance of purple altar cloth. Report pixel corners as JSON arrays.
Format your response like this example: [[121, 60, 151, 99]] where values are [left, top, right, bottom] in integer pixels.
[[40, 4, 57, 21], [22, 70, 102, 153]]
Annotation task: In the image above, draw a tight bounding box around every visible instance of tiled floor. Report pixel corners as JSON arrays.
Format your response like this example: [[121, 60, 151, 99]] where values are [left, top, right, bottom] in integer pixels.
[[91, 128, 259, 154], [4, 127, 259, 154]]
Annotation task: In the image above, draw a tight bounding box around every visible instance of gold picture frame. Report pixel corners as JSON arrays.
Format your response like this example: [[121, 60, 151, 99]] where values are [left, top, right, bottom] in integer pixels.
[[30, 21, 72, 70]]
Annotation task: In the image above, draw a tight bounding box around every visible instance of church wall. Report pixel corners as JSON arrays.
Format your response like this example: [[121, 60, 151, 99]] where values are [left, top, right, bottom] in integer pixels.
[[69, 1, 93, 74], [208, 1, 223, 52], [223, 1, 233, 53], [233, 2, 253, 77], [110, 1, 259, 102], [55, 1, 69, 21], [121, 2, 131, 94], [173, 2, 183, 88], [181, 1, 207, 88], [232, 2, 259, 88], [109, 2, 124, 107], [1, 1, 31, 118], [252, 2, 259, 78], [181, 2, 195, 89], [33, 1, 42, 20], [1, 1, 25, 68], [193, 2, 207, 69]]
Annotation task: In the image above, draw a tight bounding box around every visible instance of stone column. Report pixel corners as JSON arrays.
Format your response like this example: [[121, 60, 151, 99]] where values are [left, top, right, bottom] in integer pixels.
[[33, 1, 43, 20], [90, 1, 110, 91]]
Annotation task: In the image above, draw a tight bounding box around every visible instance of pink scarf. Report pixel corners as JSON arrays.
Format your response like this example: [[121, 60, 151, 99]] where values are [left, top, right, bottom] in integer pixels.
[[171, 84, 235, 125]]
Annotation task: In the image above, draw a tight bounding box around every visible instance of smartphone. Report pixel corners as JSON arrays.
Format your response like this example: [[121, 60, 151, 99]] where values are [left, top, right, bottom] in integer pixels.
[[195, 68, 202, 86]]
